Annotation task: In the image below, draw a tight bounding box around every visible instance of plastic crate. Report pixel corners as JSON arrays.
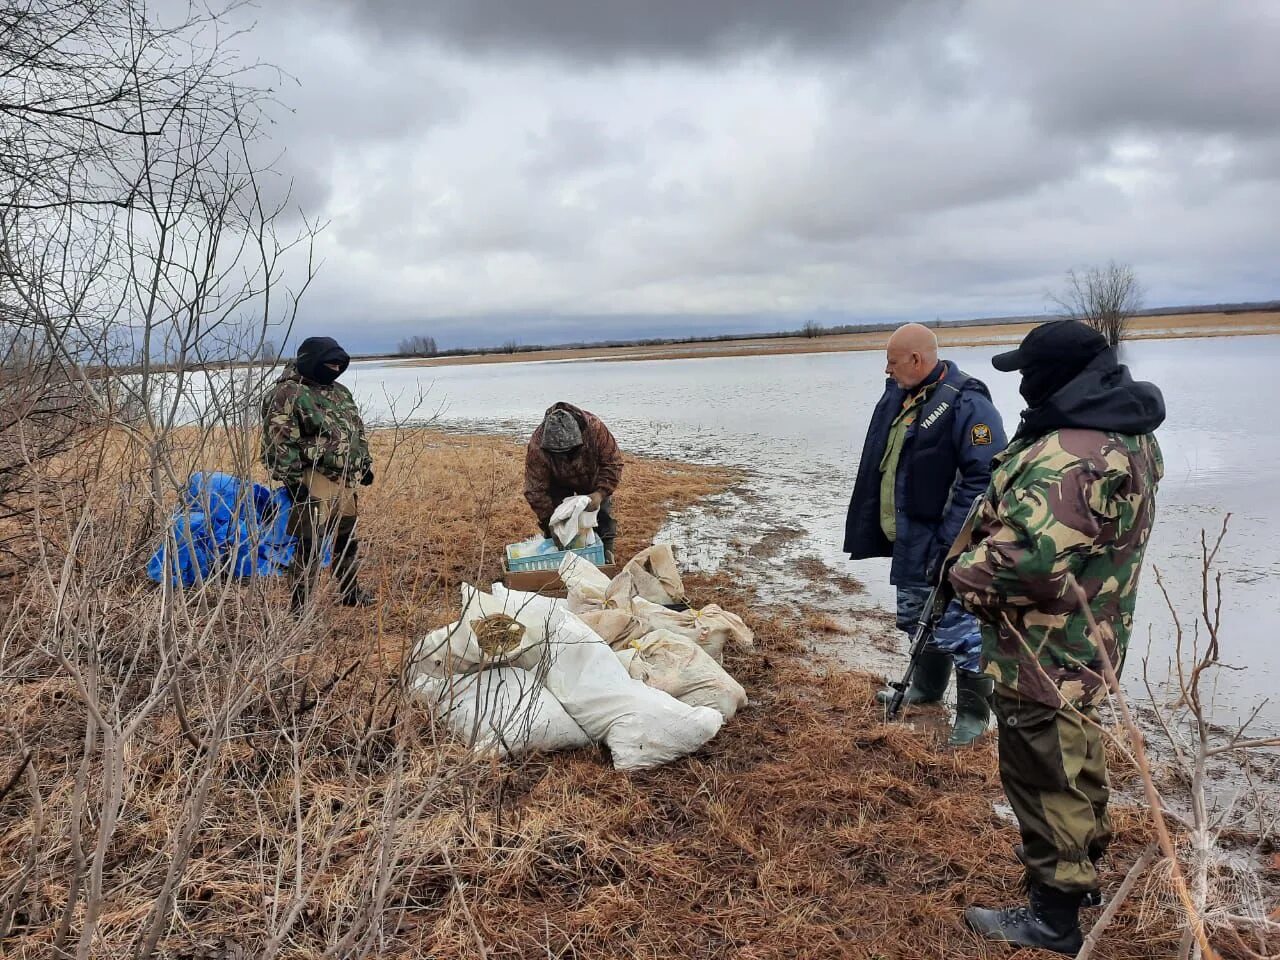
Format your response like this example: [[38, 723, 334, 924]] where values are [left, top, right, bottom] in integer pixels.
[[505, 540, 606, 572]]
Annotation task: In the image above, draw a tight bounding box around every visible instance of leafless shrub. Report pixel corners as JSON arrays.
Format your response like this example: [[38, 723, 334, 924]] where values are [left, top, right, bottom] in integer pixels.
[[1052, 261, 1144, 346], [0, 316, 103, 573], [1064, 518, 1279, 960]]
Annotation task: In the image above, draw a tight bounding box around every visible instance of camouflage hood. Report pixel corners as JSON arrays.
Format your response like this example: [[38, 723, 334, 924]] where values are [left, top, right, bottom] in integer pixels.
[[1014, 349, 1165, 441]]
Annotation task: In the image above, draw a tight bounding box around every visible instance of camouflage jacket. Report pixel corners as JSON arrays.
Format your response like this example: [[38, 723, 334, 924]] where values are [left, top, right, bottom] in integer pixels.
[[949, 428, 1163, 708], [524, 402, 623, 523], [260, 362, 372, 487]]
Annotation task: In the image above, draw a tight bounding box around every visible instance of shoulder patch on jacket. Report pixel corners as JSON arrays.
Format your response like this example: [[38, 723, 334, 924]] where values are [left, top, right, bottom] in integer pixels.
[[971, 423, 993, 445]]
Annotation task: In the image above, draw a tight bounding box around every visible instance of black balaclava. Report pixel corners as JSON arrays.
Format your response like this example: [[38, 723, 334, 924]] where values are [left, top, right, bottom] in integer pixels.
[[993, 320, 1109, 409], [296, 336, 350, 385], [1018, 354, 1099, 408]]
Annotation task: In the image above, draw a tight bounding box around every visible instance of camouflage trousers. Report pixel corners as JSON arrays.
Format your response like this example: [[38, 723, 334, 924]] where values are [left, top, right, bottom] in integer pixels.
[[895, 586, 983, 673], [993, 689, 1111, 893], [288, 469, 361, 604]]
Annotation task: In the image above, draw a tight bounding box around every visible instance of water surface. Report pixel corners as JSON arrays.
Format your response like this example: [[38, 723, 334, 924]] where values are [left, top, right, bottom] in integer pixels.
[[345, 337, 1280, 732]]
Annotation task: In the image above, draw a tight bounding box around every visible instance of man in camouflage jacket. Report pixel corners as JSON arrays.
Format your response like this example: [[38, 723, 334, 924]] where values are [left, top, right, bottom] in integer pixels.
[[524, 402, 623, 558], [948, 320, 1165, 954], [261, 336, 374, 611]]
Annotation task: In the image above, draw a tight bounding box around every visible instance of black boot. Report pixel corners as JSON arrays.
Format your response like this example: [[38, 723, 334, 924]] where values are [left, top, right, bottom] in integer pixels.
[[290, 579, 309, 616], [876, 648, 952, 706], [340, 585, 375, 607], [947, 669, 994, 746], [1013, 845, 1105, 908], [965, 883, 1084, 955], [332, 534, 372, 607]]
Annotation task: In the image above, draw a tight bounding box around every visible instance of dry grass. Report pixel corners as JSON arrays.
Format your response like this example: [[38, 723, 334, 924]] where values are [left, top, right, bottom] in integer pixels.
[[0, 429, 1219, 958]]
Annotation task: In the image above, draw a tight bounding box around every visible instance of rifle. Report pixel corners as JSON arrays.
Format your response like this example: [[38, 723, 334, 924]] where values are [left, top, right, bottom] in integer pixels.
[[884, 578, 947, 721], [884, 496, 985, 722]]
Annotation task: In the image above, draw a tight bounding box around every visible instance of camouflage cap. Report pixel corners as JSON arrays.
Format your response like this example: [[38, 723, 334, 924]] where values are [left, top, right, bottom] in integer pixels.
[[540, 409, 583, 452]]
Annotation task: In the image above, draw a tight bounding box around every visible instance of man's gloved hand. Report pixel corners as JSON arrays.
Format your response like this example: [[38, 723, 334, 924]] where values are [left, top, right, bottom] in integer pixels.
[[925, 548, 946, 587], [360, 466, 374, 487], [286, 481, 311, 503], [586, 490, 605, 511]]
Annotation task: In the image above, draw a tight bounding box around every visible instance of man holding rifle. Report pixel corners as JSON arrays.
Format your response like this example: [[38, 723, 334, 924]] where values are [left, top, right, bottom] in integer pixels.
[[947, 320, 1165, 953], [845, 323, 1007, 746]]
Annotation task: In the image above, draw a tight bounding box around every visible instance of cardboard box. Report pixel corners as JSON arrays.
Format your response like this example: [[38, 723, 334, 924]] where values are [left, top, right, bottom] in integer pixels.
[[503, 561, 618, 596]]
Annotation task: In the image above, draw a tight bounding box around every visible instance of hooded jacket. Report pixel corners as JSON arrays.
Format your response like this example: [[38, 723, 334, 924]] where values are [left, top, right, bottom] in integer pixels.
[[949, 349, 1165, 708], [523, 402, 623, 524], [260, 357, 371, 488]]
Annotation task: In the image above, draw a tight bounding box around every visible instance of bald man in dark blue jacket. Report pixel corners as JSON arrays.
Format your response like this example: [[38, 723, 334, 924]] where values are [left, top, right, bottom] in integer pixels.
[[845, 323, 1007, 745]]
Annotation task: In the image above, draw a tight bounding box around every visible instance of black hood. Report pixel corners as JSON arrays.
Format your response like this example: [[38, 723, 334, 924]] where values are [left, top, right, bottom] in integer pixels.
[[1015, 348, 1165, 441], [296, 336, 349, 385]]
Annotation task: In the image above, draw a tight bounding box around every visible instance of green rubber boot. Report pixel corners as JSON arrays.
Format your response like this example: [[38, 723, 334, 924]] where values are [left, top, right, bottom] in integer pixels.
[[947, 668, 994, 746], [876, 648, 953, 706]]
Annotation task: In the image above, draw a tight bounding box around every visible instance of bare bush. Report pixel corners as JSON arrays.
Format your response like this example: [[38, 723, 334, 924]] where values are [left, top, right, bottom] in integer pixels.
[[1064, 519, 1279, 960], [801, 320, 827, 339], [1052, 262, 1144, 346], [0, 319, 102, 571], [398, 335, 439, 357]]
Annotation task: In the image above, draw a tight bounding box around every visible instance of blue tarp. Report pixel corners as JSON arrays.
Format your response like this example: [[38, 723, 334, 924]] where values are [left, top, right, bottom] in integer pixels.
[[147, 472, 321, 587]]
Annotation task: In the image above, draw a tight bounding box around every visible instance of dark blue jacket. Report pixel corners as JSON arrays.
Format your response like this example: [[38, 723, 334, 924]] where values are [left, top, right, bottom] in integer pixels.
[[844, 361, 1006, 588]]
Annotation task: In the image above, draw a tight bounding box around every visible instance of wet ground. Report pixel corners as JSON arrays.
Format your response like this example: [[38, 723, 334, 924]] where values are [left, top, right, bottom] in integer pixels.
[[346, 335, 1280, 735]]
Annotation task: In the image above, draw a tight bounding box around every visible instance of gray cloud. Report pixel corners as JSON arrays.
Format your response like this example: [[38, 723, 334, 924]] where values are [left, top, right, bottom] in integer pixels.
[[199, 0, 1280, 351], [967, 2, 1280, 138], [313, 0, 937, 60]]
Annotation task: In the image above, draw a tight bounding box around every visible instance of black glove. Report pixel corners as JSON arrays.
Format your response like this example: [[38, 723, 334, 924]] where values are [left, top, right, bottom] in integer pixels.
[[539, 520, 564, 547], [926, 547, 959, 613], [286, 481, 311, 503], [360, 466, 374, 487], [925, 547, 946, 587]]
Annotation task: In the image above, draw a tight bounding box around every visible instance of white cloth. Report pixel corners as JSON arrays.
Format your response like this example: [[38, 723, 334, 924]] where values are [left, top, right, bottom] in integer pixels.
[[549, 495, 599, 548]]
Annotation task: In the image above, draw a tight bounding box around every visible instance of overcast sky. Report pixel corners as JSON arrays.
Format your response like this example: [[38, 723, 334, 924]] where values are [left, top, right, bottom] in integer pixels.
[[225, 0, 1279, 351]]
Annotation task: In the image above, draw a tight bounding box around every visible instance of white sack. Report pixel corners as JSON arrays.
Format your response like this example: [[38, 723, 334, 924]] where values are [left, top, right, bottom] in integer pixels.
[[621, 629, 748, 720], [559, 552, 612, 614], [412, 622, 475, 679], [549, 495, 599, 548], [485, 583, 568, 625], [578, 608, 649, 649], [413, 668, 590, 757], [412, 585, 560, 678], [629, 599, 755, 664], [695, 604, 756, 659], [541, 613, 723, 771], [609, 544, 687, 606], [630, 597, 710, 648]]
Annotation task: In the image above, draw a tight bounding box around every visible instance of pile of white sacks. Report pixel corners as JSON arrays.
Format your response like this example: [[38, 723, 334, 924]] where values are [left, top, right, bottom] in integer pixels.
[[411, 545, 754, 770]]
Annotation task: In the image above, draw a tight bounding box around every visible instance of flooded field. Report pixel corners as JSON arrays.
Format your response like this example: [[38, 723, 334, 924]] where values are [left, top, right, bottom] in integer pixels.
[[345, 335, 1280, 733]]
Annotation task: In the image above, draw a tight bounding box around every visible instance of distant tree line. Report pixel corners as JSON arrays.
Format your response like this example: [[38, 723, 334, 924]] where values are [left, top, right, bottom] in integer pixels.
[[377, 283, 1279, 362], [397, 335, 439, 356]]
